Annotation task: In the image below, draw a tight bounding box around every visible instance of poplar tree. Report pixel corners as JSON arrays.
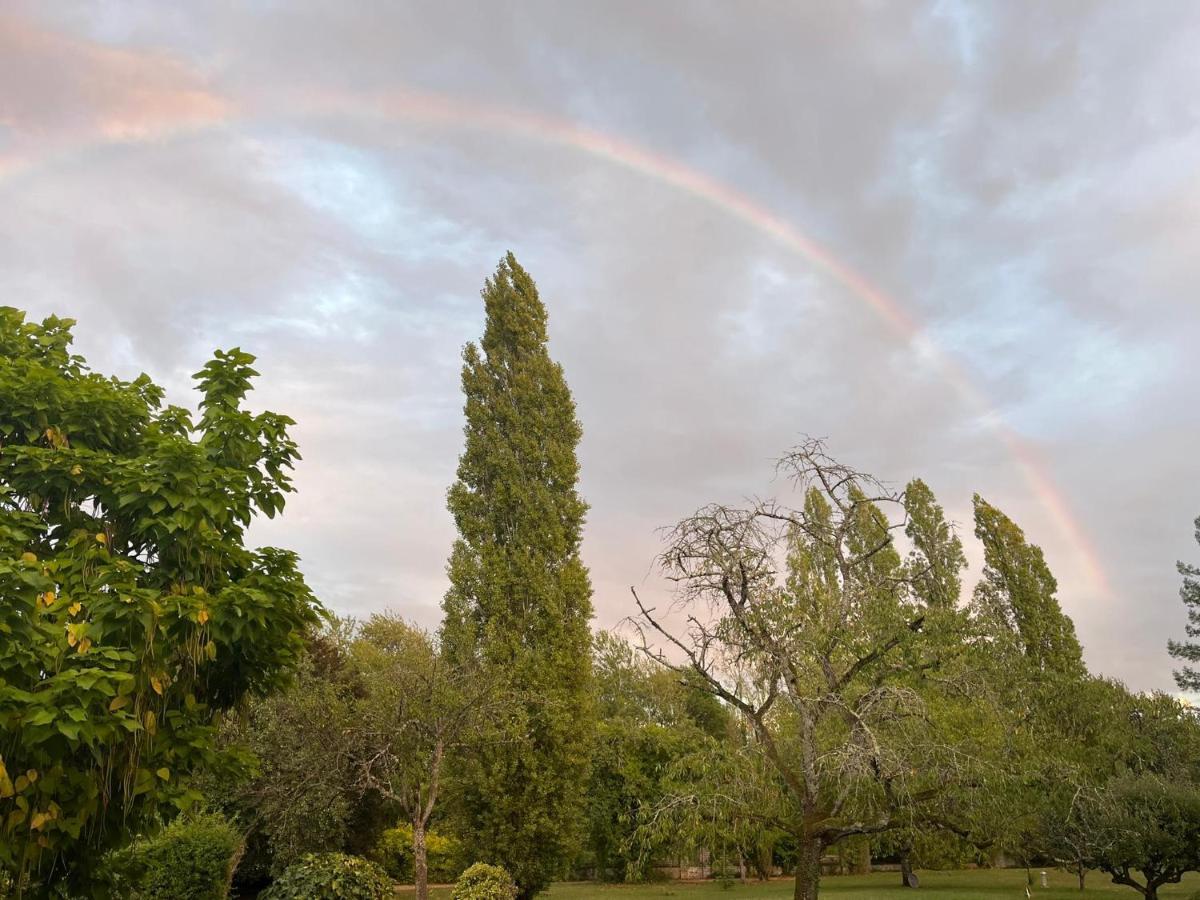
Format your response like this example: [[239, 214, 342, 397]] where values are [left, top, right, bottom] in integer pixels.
[[442, 254, 593, 897], [972, 495, 1084, 677]]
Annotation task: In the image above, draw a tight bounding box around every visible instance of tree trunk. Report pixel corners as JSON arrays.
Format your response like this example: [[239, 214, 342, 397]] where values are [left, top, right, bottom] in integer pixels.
[[1077, 867, 1085, 891], [899, 848, 915, 888], [793, 836, 823, 900], [856, 840, 871, 875], [413, 818, 430, 900]]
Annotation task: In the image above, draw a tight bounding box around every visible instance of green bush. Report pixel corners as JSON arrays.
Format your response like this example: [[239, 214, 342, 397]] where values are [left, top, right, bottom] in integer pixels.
[[261, 853, 392, 900], [452, 863, 518, 900], [104, 812, 242, 900], [371, 823, 465, 882]]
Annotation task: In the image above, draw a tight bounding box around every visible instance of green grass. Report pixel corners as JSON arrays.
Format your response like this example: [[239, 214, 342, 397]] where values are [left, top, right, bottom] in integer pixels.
[[399, 868, 1200, 898]]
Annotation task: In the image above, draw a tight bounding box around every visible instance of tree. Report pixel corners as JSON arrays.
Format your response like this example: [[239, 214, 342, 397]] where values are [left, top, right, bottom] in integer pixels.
[[971, 495, 1084, 677], [351, 614, 494, 900], [1168, 515, 1200, 691], [0, 309, 322, 895], [631, 440, 997, 900], [583, 633, 732, 882], [442, 254, 595, 897]]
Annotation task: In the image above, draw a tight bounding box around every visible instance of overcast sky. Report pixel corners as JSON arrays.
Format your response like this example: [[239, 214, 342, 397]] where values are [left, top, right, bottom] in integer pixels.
[[2, 1, 1197, 692]]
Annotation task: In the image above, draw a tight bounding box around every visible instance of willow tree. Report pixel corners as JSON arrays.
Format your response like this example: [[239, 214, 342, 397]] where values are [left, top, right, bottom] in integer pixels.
[[632, 440, 998, 900], [442, 254, 594, 897]]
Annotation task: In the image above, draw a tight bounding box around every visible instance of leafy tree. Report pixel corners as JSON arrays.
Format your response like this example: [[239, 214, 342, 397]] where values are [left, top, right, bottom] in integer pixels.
[[583, 633, 731, 882], [442, 254, 594, 897], [0, 309, 321, 895], [971, 495, 1084, 677], [350, 614, 494, 900], [1168, 515, 1200, 691], [631, 441, 999, 900], [217, 646, 362, 879]]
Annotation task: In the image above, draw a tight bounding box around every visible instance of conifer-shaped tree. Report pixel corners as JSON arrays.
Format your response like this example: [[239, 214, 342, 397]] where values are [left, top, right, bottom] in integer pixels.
[[442, 254, 593, 897], [1168, 516, 1200, 691], [972, 495, 1084, 676]]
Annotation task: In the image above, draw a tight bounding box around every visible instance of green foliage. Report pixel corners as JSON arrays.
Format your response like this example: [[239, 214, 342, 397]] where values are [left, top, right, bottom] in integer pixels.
[[0, 309, 322, 892], [260, 853, 392, 900], [103, 812, 241, 900], [972, 495, 1084, 677], [1168, 516, 1200, 692], [216, 646, 362, 875], [371, 823, 464, 882], [442, 254, 595, 896], [452, 863, 518, 900], [583, 633, 732, 882]]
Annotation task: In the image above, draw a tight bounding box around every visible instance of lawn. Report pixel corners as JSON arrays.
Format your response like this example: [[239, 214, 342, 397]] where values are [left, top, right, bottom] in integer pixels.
[[399, 869, 1200, 898]]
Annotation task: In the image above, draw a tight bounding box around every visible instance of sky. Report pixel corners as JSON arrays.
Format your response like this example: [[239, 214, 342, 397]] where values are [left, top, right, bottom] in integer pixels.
[[1, 1, 1197, 693]]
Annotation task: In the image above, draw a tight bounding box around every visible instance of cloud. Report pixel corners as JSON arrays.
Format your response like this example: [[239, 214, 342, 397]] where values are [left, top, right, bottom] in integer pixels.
[[2, 1, 1198, 691]]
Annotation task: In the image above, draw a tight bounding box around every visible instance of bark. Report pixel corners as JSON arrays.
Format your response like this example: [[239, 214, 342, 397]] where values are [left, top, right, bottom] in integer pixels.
[[856, 840, 872, 876], [899, 848, 915, 888], [793, 836, 823, 900], [413, 819, 430, 900], [1077, 868, 1085, 891]]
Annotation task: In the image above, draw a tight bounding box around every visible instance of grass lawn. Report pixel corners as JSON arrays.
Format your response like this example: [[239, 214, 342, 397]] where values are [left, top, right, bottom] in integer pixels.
[[400, 868, 1200, 898]]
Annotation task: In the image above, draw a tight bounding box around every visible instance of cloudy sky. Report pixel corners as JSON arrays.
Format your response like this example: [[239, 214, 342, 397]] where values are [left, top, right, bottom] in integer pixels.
[[2, 2, 1197, 692]]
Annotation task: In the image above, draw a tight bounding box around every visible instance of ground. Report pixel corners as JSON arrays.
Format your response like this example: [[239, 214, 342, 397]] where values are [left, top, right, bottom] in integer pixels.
[[398, 869, 1200, 898]]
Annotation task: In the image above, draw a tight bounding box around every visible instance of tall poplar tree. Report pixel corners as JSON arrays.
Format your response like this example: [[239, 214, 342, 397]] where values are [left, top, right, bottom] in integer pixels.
[[1167, 515, 1200, 691], [442, 254, 593, 897], [972, 495, 1084, 677]]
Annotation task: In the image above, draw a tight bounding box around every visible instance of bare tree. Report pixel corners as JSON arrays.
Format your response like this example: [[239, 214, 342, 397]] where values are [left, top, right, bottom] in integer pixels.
[[350, 614, 497, 900], [629, 440, 994, 900]]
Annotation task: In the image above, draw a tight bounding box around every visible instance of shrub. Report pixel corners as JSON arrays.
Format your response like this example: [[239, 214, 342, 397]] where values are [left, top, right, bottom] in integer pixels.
[[371, 823, 466, 882], [452, 863, 518, 900], [261, 853, 392, 900], [104, 812, 242, 900]]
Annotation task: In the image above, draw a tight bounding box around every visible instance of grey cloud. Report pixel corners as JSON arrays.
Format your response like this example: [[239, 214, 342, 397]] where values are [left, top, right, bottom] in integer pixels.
[[2, 1, 1197, 691]]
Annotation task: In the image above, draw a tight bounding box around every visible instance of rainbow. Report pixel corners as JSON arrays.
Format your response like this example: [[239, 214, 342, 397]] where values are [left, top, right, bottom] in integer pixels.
[[0, 86, 1110, 596]]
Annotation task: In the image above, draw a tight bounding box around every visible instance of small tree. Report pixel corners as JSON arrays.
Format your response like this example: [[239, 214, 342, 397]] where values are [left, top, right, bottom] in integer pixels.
[[0, 309, 321, 894], [351, 614, 494, 900], [1168, 515, 1200, 691], [631, 440, 998, 900]]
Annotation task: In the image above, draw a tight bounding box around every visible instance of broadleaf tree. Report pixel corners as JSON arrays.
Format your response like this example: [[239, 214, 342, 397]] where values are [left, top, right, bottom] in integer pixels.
[[631, 440, 1001, 900], [0, 308, 322, 895], [442, 254, 594, 897]]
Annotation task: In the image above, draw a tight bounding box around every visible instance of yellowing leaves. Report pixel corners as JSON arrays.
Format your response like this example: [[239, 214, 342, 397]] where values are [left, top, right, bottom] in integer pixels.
[[156, 768, 170, 781], [108, 695, 130, 712], [68, 601, 82, 616], [20, 551, 37, 565], [143, 710, 157, 736], [150, 676, 165, 696], [197, 608, 209, 625], [95, 533, 107, 545], [39, 590, 56, 608]]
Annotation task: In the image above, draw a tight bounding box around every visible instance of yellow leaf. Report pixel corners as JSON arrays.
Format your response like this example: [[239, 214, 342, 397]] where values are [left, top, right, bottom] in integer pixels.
[[65, 629, 78, 648], [25, 770, 37, 784], [156, 768, 170, 781], [197, 608, 209, 625], [15, 776, 28, 793], [95, 533, 107, 545], [77, 637, 92, 654], [70, 465, 82, 476], [204, 641, 217, 661], [30, 812, 46, 831], [20, 552, 37, 564], [144, 710, 157, 735], [68, 602, 82, 616], [108, 695, 129, 712], [40, 591, 56, 607], [150, 676, 164, 696]]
